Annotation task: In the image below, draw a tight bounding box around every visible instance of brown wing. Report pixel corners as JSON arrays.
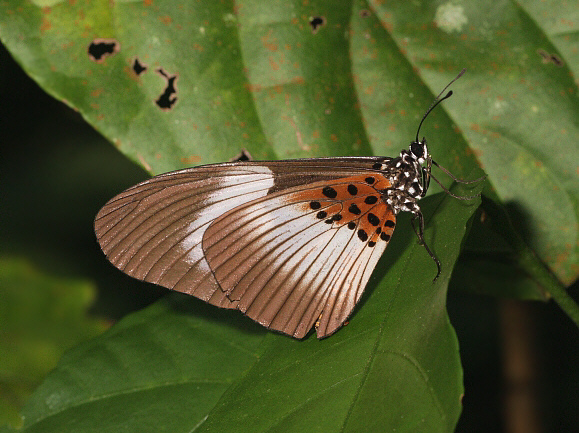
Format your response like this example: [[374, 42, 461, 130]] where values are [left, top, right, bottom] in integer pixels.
[[94, 158, 396, 337]]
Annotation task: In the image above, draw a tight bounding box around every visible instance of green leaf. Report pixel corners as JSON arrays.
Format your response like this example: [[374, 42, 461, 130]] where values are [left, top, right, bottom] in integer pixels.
[[1, 185, 481, 433], [1, 0, 578, 430], [0, 258, 108, 428], [2, 298, 268, 433]]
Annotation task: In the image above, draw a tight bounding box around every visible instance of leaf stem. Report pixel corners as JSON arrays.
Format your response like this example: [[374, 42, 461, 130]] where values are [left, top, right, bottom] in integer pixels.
[[517, 245, 579, 328], [483, 197, 579, 329]]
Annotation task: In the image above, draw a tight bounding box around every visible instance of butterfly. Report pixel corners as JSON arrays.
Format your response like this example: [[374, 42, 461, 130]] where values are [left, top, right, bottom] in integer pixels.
[[95, 69, 480, 339]]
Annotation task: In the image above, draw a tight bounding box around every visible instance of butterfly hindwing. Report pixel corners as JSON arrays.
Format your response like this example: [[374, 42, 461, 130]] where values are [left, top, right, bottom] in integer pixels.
[[94, 158, 397, 337], [202, 174, 397, 338]]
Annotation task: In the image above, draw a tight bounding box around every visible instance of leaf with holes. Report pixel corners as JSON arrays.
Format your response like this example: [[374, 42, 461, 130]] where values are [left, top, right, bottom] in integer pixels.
[[1, 0, 578, 431]]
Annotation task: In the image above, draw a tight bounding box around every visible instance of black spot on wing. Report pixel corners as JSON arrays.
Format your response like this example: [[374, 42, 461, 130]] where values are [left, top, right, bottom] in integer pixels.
[[348, 203, 361, 215], [322, 186, 338, 199], [357, 229, 368, 242]]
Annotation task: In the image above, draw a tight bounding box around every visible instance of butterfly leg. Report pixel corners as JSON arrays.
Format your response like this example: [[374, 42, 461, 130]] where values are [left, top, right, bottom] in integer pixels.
[[410, 211, 442, 282], [432, 160, 486, 184], [420, 157, 432, 198], [429, 172, 482, 201]]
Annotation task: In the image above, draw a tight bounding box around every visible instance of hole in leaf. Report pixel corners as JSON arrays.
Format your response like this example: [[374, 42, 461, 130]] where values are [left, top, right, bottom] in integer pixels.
[[359, 9, 370, 17], [537, 49, 564, 67], [309, 16, 326, 34], [549, 55, 563, 66], [155, 68, 178, 110], [230, 149, 253, 162], [88, 39, 120, 63], [132, 58, 148, 75]]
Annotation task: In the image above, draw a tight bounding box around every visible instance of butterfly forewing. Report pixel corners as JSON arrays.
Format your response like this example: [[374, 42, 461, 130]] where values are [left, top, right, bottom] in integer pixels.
[[95, 158, 398, 337], [95, 164, 280, 307]]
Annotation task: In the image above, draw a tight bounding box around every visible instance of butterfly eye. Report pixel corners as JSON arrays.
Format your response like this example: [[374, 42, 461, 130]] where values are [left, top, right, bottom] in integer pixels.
[[410, 141, 424, 158]]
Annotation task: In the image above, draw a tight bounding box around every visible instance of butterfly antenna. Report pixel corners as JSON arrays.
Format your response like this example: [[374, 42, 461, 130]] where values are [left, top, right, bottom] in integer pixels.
[[415, 68, 466, 143]]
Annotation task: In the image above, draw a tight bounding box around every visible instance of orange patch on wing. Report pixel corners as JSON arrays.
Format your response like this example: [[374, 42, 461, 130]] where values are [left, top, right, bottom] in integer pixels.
[[285, 174, 395, 242], [290, 174, 390, 200]]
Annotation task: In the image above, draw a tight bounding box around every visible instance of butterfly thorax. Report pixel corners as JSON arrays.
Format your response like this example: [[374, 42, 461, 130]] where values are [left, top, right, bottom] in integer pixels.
[[382, 140, 431, 216]]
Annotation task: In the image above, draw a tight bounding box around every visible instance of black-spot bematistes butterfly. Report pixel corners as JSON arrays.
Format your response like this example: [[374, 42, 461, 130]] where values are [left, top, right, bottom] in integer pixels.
[[95, 69, 482, 339]]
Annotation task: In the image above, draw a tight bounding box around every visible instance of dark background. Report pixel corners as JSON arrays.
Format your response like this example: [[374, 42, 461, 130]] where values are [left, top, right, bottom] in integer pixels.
[[1, 42, 578, 433]]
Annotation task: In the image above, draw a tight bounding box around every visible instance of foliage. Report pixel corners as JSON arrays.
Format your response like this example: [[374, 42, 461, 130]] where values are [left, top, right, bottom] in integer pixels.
[[0, 0, 577, 431]]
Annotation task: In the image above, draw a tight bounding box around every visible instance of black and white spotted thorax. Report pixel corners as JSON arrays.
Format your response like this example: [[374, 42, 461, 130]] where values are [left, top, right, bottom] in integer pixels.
[[382, 139, 432, 216]]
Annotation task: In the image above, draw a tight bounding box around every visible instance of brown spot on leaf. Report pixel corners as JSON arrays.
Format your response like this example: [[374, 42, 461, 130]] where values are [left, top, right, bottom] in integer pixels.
[[269, 57, 279, 71], [181, 155, 202, 165], [159, 15, 172, 25], [137, 154, 152, 172], [244, 83, 263, 92], [261, 29, 278, 52], [283, 116, 308, 150], [41, 7, 52, 34], [291, 76, 305, 85]]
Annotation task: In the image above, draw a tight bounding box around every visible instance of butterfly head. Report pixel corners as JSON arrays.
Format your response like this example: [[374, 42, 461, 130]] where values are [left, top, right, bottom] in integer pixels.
[[409, 138, 429, 164]]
